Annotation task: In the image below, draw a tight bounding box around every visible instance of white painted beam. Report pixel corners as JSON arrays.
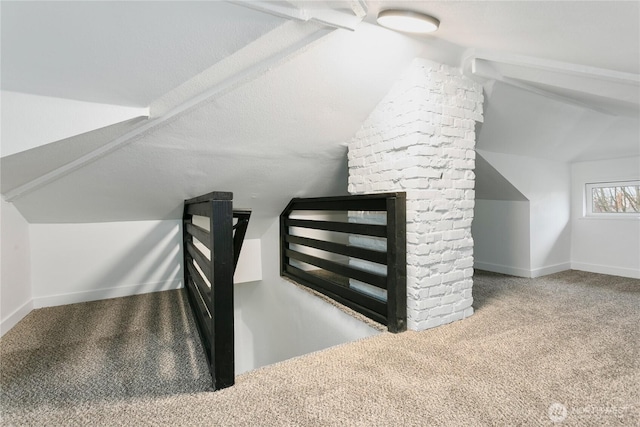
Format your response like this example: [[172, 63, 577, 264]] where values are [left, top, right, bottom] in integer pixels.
[[3, 21, 332, 202], [151, 20, 330, 117], [463, 50, 640, 117], [230, 0, 367, 31]]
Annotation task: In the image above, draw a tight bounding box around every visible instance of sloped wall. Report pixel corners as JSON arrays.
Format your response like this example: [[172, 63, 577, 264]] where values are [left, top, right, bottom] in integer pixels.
[[476, 150, 571, 277], [348, 58, 484, 331]]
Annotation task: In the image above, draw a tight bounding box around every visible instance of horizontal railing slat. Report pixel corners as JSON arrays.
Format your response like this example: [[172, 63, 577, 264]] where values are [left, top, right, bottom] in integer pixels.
[[186, 202, 212, 217], [186, 223, 211, 250], [184, 191, 233, 205], [186, 240, 212, 283], [280, 192, 406, 332], [286, 249, 387, 289], [288, 198, 387, 212], [285, 219, 387, 237], [284, 265, 387, 321], [185, 278, 211, 347], [285, 234, 387, 265], [186, 259, 213, 314], [287, 193, 403, 207]]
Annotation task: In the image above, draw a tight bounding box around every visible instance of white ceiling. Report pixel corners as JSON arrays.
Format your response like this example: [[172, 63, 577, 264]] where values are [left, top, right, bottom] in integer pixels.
[[3, 20, 429, 235], [478, 80, 640, 162], [1, 1, 639, 234], [367, 0, 639, 74], [1, 1, 285, 106], [6, 1, 637, 105]]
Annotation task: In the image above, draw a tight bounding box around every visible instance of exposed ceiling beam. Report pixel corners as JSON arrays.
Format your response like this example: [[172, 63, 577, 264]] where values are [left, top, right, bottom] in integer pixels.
[[3, 21, 333, 202], [463, 50, 640, 118], [230, 0, 368, 31]]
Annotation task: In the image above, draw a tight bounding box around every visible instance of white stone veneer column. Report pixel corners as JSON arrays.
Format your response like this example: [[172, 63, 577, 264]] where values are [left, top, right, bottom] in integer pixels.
[[347, 58, 484, 331]]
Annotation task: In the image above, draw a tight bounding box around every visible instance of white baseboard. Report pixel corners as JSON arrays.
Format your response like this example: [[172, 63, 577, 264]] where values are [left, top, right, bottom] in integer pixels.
[[32, 279, 184, 309], [530, 262, 572, 278], [474, 261, 571, 278], [473, 261, 532, 278], [571, 262, 640, 279], [1, 299, 34, 337]]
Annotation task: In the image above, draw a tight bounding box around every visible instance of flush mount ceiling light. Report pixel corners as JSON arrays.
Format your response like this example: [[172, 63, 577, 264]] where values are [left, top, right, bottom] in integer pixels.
[[377, 9, 440, 34]]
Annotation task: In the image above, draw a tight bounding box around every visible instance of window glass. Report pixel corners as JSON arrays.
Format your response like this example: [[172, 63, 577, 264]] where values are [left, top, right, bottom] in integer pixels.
[[586, 181, 640, 215]]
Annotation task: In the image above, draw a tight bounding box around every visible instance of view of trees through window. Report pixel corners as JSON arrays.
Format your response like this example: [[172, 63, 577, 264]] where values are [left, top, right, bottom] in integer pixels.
[[591, 183, 640, 213]]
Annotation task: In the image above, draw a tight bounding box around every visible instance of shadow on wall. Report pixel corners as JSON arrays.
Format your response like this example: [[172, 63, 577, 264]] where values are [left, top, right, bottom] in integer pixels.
[[536, 212, 571, 277], [87, 222, 182, 296], [31, 220, 184, 307]]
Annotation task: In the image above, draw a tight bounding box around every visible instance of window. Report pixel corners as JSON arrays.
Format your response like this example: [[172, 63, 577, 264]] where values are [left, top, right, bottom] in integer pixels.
[[585, 181, 640, 216]]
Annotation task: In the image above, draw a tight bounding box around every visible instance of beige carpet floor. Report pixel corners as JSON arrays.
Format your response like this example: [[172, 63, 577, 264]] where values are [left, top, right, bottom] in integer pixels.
[[1, 270, 638, 426]]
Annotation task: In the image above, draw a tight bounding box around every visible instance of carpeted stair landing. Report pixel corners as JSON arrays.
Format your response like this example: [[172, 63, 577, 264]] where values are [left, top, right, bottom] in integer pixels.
[[1, 270, 638, 426]]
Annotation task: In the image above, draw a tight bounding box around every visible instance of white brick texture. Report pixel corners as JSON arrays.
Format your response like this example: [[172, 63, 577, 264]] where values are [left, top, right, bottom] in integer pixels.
[[347, 58, 484, 331]]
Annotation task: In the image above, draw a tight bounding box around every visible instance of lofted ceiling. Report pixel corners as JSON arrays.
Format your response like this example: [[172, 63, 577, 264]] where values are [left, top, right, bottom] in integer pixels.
[[366, 1, 639, 74], [1, 1, 286, 106], [1, 1, 639, 236]]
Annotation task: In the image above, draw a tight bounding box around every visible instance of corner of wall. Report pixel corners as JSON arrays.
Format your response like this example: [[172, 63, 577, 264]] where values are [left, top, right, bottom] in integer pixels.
[[1, 198, 33, 336], [234, 238, 262, 284]]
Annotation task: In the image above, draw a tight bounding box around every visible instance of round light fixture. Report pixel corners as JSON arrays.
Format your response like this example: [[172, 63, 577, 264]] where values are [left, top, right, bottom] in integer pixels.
[[377, 9, 440, 34]]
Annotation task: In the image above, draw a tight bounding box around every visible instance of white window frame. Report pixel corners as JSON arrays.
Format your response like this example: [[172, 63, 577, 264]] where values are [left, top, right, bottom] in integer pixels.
[[585, 180, 640, 218]]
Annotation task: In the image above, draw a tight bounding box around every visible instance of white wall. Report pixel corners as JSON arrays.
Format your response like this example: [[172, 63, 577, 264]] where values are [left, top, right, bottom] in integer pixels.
[[234, 217, 380, 374], [472, 200, 531, 276], [571, 157, 640, 278], [233, 239, 262, 283], [2, 213, 260, 334], [530, 189, 571, 276], [30, 220, 184, 307], [0, 199, 33, 336], [477, 150, 571, 277], [189, 214, 262, 283]]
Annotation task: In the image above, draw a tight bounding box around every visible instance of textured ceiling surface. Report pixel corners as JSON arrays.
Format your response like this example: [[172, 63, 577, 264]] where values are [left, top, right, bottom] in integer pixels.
[[3, 16, 429, 235], [1, 1, 638, 233]]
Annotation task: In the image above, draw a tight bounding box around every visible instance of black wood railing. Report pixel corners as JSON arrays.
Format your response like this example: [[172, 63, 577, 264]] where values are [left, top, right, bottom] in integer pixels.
[[280, 193, 407, 332], [183, 191, 250, 390]]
